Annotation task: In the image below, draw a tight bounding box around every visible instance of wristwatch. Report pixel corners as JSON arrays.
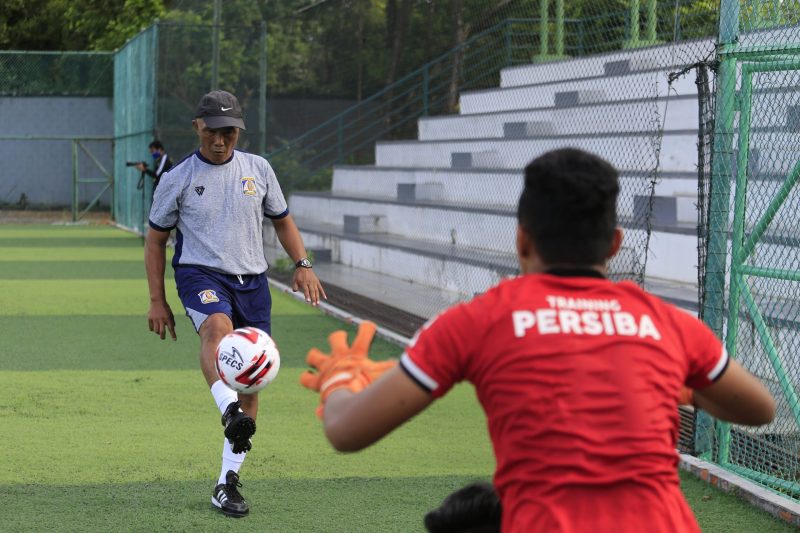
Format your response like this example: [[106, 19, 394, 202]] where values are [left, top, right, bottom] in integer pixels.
[[295, 257, 313, 269]]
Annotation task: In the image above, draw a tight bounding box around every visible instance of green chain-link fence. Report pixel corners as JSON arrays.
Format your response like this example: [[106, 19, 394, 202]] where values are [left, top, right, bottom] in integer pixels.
[[112, 9, 268, 233], [3, 0, 800, 506], [0, 51, 114, 215], [266, 0, 718, 321], [696, 0, 800, 501]]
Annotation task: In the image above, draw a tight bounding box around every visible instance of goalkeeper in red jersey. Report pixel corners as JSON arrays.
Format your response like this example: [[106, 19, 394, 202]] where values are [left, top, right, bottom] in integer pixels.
[[301, 148, 776, 533]]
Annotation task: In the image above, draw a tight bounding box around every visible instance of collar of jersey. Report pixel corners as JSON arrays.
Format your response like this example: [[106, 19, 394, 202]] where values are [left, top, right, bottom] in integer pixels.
[[195, 149, 234, 166], [544, 268, 606, 279]]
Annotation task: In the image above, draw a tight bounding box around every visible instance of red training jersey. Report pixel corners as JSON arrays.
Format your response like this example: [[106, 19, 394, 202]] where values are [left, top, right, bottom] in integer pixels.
[[401, 272, 727, 533]]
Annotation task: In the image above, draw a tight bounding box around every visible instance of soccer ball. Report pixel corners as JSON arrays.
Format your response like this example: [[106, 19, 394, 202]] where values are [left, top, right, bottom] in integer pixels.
[[215, 327, 281, 393]]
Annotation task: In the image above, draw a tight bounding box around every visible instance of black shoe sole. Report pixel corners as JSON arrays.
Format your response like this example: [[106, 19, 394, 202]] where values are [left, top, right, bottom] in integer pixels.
[[212, 497, 249, 517], [224, 416, 256, 454]]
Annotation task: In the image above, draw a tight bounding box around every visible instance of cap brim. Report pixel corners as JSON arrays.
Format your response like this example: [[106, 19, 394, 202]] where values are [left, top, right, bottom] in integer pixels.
[[202, 115, 246, 130]]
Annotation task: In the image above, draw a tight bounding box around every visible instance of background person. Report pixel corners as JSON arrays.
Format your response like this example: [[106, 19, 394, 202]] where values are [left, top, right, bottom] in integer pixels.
[[301, 148, 776, 532], [135, 140, 174, 191], [145, 89, 326, 518]]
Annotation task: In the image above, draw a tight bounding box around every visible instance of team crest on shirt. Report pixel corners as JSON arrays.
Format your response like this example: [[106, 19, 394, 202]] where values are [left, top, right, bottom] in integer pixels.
[[241, 177, 257, 196], [198, 290, 219, 304]]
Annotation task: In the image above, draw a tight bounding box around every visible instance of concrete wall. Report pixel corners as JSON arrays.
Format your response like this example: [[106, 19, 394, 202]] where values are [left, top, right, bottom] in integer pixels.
[[0, 96, 113, 207]]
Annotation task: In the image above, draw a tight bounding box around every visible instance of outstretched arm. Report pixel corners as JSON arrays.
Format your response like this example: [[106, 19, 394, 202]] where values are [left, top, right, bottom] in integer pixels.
[[694, 359, 775, 426], [323, 366, 433, 452]]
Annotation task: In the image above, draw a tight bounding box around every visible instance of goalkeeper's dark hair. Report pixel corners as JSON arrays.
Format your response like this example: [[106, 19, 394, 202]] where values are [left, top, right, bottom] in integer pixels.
[[424, 482, 501, 533], [518, 148, 619, 266], [149, 140, 165, 150]]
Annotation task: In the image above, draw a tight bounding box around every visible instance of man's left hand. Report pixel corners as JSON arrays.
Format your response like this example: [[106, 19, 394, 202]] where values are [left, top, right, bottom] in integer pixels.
[[292, 267, 326, 306]]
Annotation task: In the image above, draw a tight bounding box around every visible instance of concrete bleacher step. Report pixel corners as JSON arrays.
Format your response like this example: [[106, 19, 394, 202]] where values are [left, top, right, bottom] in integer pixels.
[[344, 214, 387, 234], [279, 213, 800, 323], [270, 216, 700, 311], [290, 219, 518, 298], [499, 40, 713, 88], [374, 132, 699, 172], [376, 133, 800, 176], [289, 191, 517, 253], [263, 242, 464, 320], [451, 151, 502, 169], [396, 182, 445, 203], [289, 190, 654, 268], [330, 167, 800, 232], [332, 166, 522, 206], [418, 97, 698, 141], [459, 71, 698, 115], [332, 165, 699, 211], [289, 191, 798, 288]]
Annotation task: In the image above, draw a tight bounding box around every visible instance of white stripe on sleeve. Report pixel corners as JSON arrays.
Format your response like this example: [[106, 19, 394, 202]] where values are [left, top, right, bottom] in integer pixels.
[[400, 353, 439, 391], [707, 346, 729, 382]]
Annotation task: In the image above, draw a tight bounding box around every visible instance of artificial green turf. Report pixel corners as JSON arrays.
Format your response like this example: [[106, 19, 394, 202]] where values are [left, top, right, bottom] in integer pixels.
[[679, 471, 798, 533], [0, 260, 146, 279], [0, 223, 796, 532]]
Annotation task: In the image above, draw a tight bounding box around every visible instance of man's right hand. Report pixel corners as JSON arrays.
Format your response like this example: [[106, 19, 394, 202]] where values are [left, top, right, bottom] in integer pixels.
[[148, 300, 177, 340]]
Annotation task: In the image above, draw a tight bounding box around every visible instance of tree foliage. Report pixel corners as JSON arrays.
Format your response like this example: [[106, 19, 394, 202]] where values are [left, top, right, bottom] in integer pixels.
[[0, 0, 167, 51]]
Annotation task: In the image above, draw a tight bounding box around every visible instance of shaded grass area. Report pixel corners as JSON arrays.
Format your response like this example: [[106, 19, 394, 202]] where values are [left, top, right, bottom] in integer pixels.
[[0, 223, 796, 532], [2, 473, 794, 532], [0, 476, 482, 532]]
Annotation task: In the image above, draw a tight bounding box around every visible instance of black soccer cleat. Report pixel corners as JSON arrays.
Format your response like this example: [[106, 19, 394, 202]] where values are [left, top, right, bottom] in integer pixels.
[[212, 470, 249, 517], [221, 400, 256, 454]]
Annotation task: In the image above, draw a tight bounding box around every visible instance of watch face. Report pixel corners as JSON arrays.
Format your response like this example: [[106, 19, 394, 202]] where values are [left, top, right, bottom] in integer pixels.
[[297, 258, 312, 268]]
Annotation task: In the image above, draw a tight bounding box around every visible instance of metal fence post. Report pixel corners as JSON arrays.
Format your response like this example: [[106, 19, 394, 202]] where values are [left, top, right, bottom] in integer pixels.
[[211, 0, 221, 90], [555, 0, 564, 57], [629, 0, 640, 45], [336, 115, 344, 164], [504, 21, 513, 66], [110, 138, 116, 221], [259, 20, 267, 155], [646, 0, 657, 42], [422, 64, 430, 116], [72, 139, 79, 222], [699, 0, 741, 460], [539, 0, 550, 57]]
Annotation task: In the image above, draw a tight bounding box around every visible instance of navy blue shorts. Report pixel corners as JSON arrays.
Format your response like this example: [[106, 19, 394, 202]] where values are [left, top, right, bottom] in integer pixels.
[[174, 265, 272, 334]]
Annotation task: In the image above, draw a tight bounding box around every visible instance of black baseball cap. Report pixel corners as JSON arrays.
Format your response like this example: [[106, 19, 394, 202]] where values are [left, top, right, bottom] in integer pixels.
[[195, 90, 246, 130]]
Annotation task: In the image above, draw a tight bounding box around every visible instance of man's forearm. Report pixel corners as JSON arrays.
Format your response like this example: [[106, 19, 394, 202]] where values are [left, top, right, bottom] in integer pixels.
[[144, 233, 168, 302], [273, 216, 307, 262]]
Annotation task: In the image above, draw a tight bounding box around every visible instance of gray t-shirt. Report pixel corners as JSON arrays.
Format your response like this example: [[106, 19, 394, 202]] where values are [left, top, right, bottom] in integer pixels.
[[149, 149, 288, 275]]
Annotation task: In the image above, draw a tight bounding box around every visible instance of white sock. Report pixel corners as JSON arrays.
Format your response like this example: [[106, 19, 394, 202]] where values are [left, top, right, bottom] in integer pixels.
[[210, 380, 239, 415], [218, 438, 246, 484]]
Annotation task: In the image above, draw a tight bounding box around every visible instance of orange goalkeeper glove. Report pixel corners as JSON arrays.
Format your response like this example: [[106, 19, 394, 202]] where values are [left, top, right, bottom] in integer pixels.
[[299, 321, 397, 417]]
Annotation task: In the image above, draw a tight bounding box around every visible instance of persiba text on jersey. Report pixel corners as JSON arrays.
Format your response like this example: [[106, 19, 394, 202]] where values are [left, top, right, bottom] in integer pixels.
[[512, 295, 661, 340]]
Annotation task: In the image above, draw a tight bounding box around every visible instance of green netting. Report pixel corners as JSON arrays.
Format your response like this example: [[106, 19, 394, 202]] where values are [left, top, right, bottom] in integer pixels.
[[0, 51, 113, 97], [113, 25, 157, 234], [156, 21, 267, 162], [5, 0, 800, 505], [259, 0, 800, 503], [265, 0, 719, 298], [694, 0, 800, 501], [112, 14, 267, 233]]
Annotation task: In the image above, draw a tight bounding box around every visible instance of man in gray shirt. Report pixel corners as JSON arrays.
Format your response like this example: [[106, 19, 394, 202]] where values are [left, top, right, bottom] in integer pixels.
[[144, 90, 325, 518]]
